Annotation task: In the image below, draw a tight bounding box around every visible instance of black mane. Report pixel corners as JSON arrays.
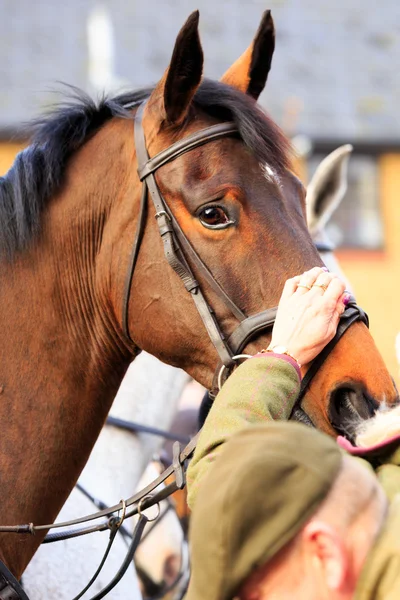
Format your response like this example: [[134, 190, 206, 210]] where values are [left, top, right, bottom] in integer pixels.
[[0, 80, 291, 259]]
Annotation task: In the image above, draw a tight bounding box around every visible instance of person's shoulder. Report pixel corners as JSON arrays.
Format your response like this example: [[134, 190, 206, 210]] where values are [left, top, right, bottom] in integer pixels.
[[355, 498, 400, 600]]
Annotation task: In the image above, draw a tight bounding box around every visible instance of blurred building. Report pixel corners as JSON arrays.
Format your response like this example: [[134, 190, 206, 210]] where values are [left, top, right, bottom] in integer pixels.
[[0, 0, 399, 377]]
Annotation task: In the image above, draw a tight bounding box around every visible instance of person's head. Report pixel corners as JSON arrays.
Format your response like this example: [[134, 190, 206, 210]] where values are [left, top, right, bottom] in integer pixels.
[[185, 423, 387, 600], [238, 455, 386, 600]]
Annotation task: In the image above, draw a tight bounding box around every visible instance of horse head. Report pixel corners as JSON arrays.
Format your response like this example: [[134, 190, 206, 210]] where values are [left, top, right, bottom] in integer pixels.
[[115, 12, 397, 435]]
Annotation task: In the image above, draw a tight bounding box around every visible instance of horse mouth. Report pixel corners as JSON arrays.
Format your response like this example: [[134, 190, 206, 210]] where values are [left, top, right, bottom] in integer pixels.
[[328, 385, 380, 442]]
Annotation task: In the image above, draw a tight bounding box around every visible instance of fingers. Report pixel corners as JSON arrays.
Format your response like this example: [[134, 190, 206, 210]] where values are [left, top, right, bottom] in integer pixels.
[[307, 271, 337, 297], [324, 276, 346, 303], [336, 298, 346, 317], [336, 291, 351, 317], [280, 275, 301, 300], [295, 267, 328, 294], [282, 268, 348, 309]]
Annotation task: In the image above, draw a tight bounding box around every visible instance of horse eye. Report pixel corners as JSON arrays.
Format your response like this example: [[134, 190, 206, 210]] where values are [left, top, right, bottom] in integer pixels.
[[198, 206, 233, 230]]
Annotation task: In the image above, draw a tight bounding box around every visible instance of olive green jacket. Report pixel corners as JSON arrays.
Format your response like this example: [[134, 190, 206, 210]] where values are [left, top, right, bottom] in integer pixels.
[[187, 355, 300, 509]]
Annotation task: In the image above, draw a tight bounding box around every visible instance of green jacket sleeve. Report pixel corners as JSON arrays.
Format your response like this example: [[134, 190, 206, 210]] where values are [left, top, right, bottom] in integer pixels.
[[187, 355, 301, 509]]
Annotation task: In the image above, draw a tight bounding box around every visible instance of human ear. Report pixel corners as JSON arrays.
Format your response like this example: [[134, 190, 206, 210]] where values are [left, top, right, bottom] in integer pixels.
[[302, 521, 350, 591]]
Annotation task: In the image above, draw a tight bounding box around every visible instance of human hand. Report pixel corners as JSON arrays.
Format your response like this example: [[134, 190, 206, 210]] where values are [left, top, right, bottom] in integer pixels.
[[269, 267, 349, 367]]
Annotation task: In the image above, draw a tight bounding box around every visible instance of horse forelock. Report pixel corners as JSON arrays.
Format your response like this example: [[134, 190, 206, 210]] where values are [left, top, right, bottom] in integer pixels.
[[0, 80, 291, 260]]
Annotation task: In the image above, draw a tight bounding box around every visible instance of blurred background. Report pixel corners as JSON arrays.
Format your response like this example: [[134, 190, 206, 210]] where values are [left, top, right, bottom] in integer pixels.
[[0, 0, 399, 382]]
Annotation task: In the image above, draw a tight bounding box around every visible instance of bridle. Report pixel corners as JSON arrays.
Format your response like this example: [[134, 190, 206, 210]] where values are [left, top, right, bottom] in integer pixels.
[[0, 101, 369, 599], [122, 100, 369, 413], [122, 100, 246, 369]]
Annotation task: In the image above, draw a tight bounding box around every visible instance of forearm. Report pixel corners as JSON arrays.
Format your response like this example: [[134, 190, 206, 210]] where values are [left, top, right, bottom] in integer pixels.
[[187, 355, 301, 509]]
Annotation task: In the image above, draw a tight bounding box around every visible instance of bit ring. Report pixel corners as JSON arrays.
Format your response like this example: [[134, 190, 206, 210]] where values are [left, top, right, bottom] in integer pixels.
[[217, 354, 252, 391], [137, 495, 161, 522]]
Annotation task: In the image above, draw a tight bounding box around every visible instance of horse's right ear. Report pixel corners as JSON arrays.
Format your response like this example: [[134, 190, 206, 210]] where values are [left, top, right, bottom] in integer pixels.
[[149, 11, 203, 126], [220, 10, 275, 100], [306, 145, 353, 234]]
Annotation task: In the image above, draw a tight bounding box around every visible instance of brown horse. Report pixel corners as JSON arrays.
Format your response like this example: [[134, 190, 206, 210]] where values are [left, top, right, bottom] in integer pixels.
[[0, 10, 397, 578]]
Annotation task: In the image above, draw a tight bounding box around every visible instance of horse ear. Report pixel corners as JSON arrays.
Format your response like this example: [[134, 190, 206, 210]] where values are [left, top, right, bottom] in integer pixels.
[[306, 145, 353, 234], [151, 11, 203, 126], [220, 10, 275, 100]]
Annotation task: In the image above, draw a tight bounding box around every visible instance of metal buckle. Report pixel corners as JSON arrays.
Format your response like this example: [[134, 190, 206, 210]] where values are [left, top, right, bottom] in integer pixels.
[[155, 210, 171, 221]]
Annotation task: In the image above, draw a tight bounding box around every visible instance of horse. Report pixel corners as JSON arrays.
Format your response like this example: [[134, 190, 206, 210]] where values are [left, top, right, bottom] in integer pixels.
[[17, 144, 393, 598], [0, 10, 397, 585]]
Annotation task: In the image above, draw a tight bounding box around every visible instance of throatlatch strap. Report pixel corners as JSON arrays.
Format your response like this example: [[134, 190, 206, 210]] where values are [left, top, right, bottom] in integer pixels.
[[122, 184, 148, 340]]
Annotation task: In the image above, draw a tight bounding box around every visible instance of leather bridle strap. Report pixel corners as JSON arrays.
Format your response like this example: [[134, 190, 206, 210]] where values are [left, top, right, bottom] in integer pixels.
[[0, 434, 199, 536], [138, 121, 239, 180], [290, 300, 369, 419], [82, 514, 149, 600], [0, 434, 197, 599], [160, 203, 245, 322], [106, 415, 190, 444], [122, 101, 246, 367], [227, 307, 278, 356], [121, 183, 148, 339]]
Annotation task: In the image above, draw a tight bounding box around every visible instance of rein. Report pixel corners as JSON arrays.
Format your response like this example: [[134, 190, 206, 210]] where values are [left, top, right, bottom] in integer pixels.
[[0, 101, 369, 599], [0, 437, 196, 600]]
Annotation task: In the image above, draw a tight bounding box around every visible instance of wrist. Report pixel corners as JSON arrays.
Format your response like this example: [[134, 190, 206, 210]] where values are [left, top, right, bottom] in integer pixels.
[[254, 349, 302, 381], [260, 344, 302, 369]]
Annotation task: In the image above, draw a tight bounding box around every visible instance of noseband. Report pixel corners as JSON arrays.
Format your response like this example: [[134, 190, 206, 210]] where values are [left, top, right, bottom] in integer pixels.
[[122, 100, 369, 418]]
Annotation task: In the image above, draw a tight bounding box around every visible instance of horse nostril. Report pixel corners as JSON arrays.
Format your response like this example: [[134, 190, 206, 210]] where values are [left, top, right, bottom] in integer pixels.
[[329, 386, 379, 439]]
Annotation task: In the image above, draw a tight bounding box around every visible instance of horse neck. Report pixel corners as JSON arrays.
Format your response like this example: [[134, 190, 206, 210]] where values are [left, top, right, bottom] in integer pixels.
[[0, 119, 138, 576]]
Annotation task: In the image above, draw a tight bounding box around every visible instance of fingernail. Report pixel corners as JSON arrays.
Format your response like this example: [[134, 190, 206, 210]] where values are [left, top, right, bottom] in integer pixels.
[[343, 294, 351, 306], [322, 267, 329, 272]]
